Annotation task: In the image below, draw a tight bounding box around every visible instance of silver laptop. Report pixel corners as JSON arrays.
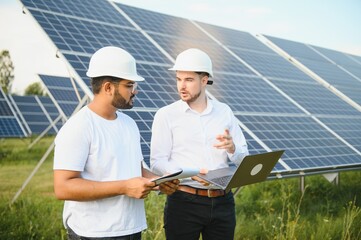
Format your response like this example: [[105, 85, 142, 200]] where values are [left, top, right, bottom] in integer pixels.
[[197, 150, 285, 192]]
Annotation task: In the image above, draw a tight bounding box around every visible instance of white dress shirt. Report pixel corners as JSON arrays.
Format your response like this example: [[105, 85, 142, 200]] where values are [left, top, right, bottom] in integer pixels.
[[150, 98, 248, 189]]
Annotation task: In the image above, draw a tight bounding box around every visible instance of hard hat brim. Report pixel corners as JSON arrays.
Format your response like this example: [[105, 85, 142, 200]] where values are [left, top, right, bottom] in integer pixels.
[[86, 71, 145, 81], [168, 67, 213, 78]]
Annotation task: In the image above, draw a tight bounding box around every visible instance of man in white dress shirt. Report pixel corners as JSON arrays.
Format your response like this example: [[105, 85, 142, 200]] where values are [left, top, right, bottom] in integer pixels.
[[150, 48, 249, 240]]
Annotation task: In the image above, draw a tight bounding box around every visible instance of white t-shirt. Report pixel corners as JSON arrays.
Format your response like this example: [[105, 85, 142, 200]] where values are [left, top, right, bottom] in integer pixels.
[[54, 106, 146, 238]]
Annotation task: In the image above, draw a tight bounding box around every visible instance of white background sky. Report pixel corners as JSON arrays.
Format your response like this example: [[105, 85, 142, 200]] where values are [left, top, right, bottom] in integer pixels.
[[1, 0, 360, 94]]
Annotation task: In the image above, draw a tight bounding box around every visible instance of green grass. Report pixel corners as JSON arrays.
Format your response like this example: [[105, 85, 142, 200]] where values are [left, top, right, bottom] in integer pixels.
[[1, 136, 361, 239]]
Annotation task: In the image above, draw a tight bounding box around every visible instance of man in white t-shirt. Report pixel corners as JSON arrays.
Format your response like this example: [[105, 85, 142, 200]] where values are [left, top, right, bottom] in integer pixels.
[[54, 46, 178, 239]]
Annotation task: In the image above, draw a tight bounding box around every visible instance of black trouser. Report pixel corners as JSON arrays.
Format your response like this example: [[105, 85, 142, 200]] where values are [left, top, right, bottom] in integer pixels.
[[67, 227, 141, 240], [164, 191, 236, 240]]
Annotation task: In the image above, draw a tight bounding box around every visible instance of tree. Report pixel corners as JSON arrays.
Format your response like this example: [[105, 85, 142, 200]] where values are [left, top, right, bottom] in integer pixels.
[[0, 50, 15, 94], [24, 82, 46, 96]]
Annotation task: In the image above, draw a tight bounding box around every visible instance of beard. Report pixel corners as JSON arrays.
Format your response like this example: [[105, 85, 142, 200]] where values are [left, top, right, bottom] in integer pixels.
[[180, 89, 202, 104], [112, 89, 134, 109]]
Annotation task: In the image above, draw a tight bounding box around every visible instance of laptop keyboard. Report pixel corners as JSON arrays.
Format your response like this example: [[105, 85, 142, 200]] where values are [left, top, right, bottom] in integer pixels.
[[212, 175, 232, 186]]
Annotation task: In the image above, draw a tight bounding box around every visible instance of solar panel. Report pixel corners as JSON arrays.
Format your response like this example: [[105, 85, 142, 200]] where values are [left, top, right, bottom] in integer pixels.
[[264, 35, 361, 106], [20, 0, 361, 177], [269, 80, 361, 115], [196, 21, 274, 53], [237, 114, 361, 171], [122, 110, 155, 165], [349, 54, 361, 66], [22, 0, 133, 26], [0, 89, 27, 137], [311, 46, 361, 69], [39, 74, 86, 118], [28, 8, 169, 64], [318, 116, 361, 152], [231, 49, 317, 82], [309, 46, 361, 82], [116, 3, 213, 41], [206, 73, 303, 114], [262, 36, 330, 63], [9, 95, 61, 135]]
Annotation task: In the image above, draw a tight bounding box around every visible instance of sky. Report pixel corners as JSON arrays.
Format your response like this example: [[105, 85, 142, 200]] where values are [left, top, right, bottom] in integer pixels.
[[0, 0, 360, 95]]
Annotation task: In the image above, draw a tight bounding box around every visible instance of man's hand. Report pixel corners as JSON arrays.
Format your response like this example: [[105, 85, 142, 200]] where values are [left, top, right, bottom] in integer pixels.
[[191, 168, 210, 186], [158, 179, 180, 195], [214, 129, 235, 154], [124, 177, 156, 199]]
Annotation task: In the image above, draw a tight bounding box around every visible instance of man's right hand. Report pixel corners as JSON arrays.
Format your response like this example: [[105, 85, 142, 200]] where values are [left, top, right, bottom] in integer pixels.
[[124, 177, 156, 199]]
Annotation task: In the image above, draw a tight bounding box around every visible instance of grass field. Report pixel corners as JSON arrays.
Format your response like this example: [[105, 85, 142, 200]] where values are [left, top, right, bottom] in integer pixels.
[[1, 136, 361, 239]]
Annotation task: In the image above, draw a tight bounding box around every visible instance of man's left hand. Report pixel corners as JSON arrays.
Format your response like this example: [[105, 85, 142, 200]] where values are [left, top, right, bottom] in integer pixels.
[[157, 179, 180, 195], [214, 129, 235, 154]]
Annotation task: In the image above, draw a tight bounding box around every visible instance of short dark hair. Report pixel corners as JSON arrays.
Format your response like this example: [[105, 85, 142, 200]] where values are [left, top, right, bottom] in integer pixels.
[[195, 72, 209, 78], [195, 72, 213, 85], [91, 76, 122, 94]]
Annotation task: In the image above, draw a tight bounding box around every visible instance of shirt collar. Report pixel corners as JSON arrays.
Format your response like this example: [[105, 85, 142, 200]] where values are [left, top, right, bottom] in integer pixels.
[[179, 98, 213, 115]]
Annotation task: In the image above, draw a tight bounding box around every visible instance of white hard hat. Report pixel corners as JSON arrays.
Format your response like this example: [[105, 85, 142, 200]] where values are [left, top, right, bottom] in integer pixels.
[[86, 46, 144, 81], [169, 48, 213, 78]]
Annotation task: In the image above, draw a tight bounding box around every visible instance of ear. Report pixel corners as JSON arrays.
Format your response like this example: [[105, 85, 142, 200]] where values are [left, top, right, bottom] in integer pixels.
[[201, 75, 209, 86], [103, 81, 114, 95]]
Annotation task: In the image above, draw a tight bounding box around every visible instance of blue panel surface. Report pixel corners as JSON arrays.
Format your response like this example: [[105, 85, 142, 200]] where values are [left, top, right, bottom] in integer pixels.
[[197, 22, 274, 53], [0, 90, 26, 137], [311, 46, 361, 68], [271, 80, 361, 115], [318, 116, 361, 152], [206, 74, 303, 114], [39, 75, 86, 117], [122, 110, 155, 166], [11, 95, 45, 134], [0, 118, 25, 137], [22, 0, 133, 27], [264, 35, 361, 106], [29, 10, 168, 65], [116, 3, 210, 40], [237, 114, 361, 171], [263, 35, 329, 63], [232, 49, 316, 82]]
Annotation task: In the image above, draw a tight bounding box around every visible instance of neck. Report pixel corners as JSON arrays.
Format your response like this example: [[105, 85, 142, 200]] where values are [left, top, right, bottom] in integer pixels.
[[88, 97, 117, 120], [188, 92, 207, 113]]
